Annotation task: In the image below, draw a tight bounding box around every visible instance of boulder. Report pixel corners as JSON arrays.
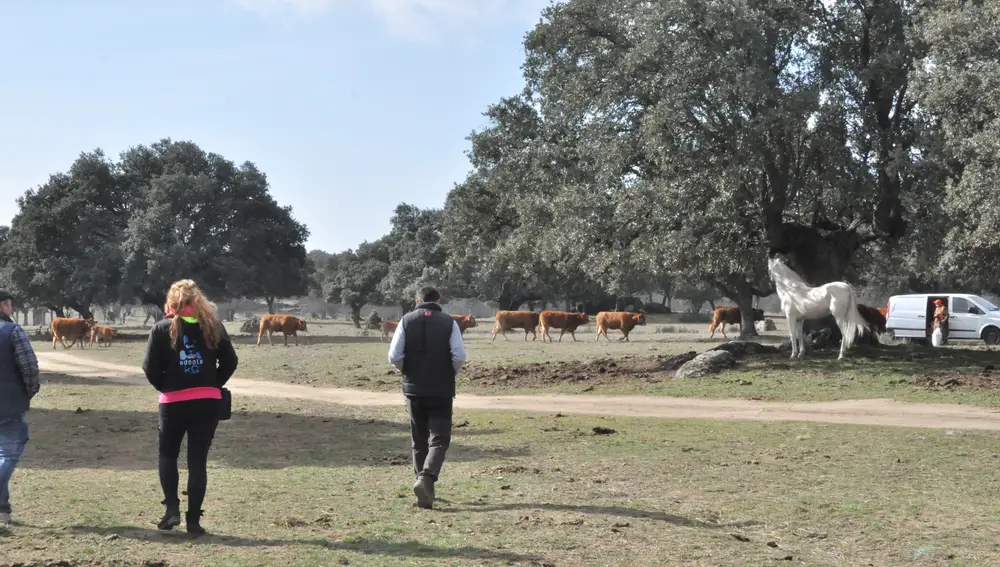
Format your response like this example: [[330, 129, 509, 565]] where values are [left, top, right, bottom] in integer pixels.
[[755, 318, 777, 332], [710, 341, 778, 357], [675, 350, 736, 379], [657, 351, 698, 371]]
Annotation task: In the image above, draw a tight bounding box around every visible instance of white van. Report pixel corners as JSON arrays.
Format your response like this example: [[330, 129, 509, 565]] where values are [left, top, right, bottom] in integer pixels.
[[885, 293, 1000, 345]]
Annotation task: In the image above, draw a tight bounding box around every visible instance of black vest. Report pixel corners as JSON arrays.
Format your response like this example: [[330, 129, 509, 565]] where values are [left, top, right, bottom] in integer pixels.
[[400, 302, 456, 398]]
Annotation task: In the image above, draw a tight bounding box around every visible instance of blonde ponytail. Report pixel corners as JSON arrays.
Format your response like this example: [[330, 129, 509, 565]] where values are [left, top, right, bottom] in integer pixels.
[[163, 279, 222, 350]]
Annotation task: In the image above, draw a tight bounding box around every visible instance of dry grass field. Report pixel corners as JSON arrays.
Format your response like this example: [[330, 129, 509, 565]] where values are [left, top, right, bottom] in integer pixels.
[[7, 311, 1000, 566], [3, 381, 1000, 567], [41, 313, 1000, 406]]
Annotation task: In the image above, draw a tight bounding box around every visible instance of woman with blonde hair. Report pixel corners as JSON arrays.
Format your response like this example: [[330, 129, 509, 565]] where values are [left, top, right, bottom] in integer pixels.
[[142, 279, 238, 535]]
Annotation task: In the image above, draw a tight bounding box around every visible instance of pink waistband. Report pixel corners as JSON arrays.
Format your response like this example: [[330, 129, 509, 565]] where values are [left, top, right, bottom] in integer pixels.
[[159, 387, 222, 404]]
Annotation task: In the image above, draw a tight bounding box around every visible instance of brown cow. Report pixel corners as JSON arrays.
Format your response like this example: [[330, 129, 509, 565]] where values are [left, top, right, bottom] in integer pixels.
[[858, 304, 887, 335], [256, 314, 308, 346], [88, 325, 118, 347], [538, 310, 590, 342], [595, 311, 646, 342], [451, 314, 478, 335], [381, 320, 399, 342], [708, 307, 766, 339], [491, 311, 540, 342], [51, 317, 96, 349]]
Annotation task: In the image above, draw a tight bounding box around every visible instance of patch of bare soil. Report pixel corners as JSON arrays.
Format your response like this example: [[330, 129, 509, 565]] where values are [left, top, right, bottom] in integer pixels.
[[463, 352, 699, 389], [914, 365, 1000, 390]]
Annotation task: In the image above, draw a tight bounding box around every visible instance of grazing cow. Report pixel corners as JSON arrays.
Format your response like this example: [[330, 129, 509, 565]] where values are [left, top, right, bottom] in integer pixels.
[[491, 311, 541, 342], [595, 311, 646, 342], [538, 310, 590, 342], [451, 314, 478, 335], [51, 317, 96, 349], [857, 304, 887, 335], [89, 325, 118, 347], [708, 307, 766, 339], [381, 320, 399, 342], [257, 314, 308, 346]]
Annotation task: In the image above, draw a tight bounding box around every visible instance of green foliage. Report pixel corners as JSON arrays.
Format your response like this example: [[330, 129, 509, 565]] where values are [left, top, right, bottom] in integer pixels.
[[918, 0, 1000, 293], [2, 139, 310, 312]]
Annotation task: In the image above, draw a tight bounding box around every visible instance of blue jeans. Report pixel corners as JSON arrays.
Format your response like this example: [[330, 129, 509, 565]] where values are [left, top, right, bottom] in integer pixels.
[[0, 412, 29, 514]]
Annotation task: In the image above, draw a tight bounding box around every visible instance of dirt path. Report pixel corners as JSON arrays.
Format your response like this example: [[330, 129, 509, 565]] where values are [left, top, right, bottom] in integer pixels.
[[36, 352, 1000, 431]]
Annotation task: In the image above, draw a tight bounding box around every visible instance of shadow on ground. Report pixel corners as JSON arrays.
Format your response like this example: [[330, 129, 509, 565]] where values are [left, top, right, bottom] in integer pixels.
[[46, 526, 541, 563], [22, 403, 526, 471], [442, 501, 760, 529], [746, 342, 1000, 377]]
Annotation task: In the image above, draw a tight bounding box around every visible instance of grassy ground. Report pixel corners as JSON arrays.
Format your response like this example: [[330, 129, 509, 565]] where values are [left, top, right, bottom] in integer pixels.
[[3, 379, 999, 566], [36, 315, 1000, 406]]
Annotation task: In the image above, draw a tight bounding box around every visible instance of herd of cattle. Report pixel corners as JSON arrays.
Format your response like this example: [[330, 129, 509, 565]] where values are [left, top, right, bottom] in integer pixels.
[[378, 310, 649, 343], [46, 313, 311, 349], [42, 303, 892, 349]]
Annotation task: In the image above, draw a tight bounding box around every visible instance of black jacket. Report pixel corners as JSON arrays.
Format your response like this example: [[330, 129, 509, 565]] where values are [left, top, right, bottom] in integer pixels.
[[400, 302, 457, 398], [142, 317, 238, 393]]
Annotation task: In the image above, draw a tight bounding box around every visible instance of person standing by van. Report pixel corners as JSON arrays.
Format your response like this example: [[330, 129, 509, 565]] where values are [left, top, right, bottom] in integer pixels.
[[933, 299, 949, 343]]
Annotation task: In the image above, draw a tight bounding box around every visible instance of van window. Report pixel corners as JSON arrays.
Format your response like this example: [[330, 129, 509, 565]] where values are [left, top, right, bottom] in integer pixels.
[[982, 298, 1000, 311], [892, 297, 924, 312], [953, 297, 971, 314]]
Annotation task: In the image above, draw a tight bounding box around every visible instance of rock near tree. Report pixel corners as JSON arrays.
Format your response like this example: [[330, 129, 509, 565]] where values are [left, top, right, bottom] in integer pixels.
[[675, 350, 737, 379]]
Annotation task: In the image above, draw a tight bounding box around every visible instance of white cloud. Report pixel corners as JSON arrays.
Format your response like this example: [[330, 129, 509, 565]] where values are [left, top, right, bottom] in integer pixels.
[[233, 0, 554, 42]]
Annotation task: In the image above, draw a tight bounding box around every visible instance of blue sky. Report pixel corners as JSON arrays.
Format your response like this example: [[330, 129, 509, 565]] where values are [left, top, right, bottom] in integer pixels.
[[0, 0, 552, 252]]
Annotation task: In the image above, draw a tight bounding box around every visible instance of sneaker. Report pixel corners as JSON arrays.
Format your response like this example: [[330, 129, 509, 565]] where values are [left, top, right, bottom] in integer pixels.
[[0, 512, 10, 528], [412, 477, 434, 509], [157, 505, 181, 530], [185, 510, 206, 536]]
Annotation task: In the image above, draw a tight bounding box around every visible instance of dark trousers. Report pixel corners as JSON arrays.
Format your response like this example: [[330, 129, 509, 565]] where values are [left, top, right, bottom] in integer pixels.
[[405, 396, 452, 482], [158, 399, 219, 513]]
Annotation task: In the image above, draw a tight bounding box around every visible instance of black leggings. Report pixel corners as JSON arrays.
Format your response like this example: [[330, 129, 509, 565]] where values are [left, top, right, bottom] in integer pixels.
[[158, 399, 219, 513]]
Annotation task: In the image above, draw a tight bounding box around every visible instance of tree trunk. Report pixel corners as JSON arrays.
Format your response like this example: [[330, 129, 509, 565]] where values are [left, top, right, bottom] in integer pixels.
[[351, 304, 363, 328], [713, 278, 759, 339], [266, 296, 276, 314], [736, 297, 759, 340], [399, 301, 414, 318], [67, 302, 94, 320]]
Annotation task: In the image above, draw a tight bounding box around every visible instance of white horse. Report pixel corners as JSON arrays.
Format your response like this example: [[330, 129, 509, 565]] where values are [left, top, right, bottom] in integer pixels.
[[767, 256, 869, 360]]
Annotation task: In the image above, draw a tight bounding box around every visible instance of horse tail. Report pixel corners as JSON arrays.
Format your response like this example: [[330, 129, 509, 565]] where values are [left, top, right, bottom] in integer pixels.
[[841, 288, 869, 350]]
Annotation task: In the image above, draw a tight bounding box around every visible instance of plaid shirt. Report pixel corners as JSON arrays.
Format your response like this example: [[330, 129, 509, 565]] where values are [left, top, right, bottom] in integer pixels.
[[0, 313, 39, 398]]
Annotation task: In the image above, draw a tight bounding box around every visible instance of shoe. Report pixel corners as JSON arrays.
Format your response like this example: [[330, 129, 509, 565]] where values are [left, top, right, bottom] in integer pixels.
[[157, 504, 180, 531], [185, 510, 206, 536], [413, 477, 434, 509], [0, 512, 10, 528]]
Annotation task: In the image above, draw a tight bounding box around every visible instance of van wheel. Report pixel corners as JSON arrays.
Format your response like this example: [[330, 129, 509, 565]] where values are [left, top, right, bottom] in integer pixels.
[[983, 327, 1000, 345]]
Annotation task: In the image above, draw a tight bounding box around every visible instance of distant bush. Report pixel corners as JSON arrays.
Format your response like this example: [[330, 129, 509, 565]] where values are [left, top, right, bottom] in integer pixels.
[[240, 315, 260, 335], [366, 310, 382, 330], [678, 312, 713, 324], [656, 325, 698, 334]]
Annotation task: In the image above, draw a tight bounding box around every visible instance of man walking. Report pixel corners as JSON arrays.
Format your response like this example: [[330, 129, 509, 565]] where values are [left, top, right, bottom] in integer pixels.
[[0, 290, 40, 528], [387, 286, 467, 509]]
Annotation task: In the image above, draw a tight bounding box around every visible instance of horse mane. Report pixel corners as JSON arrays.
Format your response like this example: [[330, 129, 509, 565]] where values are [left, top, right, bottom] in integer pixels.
[[768, 257, 812, 291]]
